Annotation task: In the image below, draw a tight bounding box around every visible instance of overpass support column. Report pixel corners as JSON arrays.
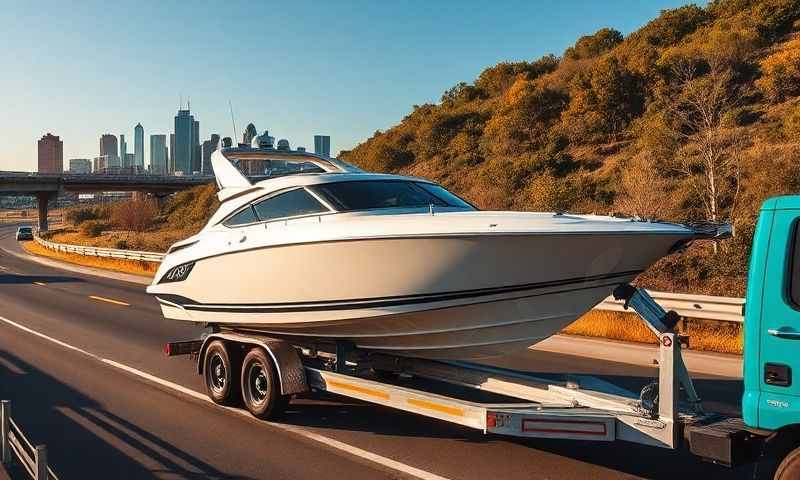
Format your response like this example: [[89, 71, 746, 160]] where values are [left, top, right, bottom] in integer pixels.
[[36, 192, 55, 232]]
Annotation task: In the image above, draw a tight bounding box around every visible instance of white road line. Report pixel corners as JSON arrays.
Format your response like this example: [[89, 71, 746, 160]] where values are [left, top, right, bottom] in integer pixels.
[[0, 314, 452, 480]]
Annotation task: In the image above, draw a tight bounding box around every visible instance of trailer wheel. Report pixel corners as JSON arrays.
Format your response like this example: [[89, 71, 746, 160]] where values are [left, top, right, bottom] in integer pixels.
[[203, 340, 240, 406], [240, 347, 288, 419], [774, 445, 800, 480]]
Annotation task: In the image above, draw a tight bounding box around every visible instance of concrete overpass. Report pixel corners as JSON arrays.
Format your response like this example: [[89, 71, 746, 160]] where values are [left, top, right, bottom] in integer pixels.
[[0, 171, 214, 230]]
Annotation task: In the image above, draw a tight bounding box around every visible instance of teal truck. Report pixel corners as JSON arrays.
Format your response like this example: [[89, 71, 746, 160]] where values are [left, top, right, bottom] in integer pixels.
[[729, 196, 800, 478]]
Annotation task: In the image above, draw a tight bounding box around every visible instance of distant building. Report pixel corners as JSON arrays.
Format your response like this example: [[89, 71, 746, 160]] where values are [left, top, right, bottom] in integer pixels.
[[243, 123, 257, 146], [68, 158, 91, 174], [120, 134, 128, 167], [93, 155, 114, 172], [201, 133, 220, 174], [314, 135, 331, 158], [150, 134, 168, 175], [169, 133, 175, 174], [192, 120, 201, 173], [125, 153, 135, 170], [173, 109, 199, 175], [99, 134, 119, 167], [37, 133, 63, 173], [134, 123, 144, 168]]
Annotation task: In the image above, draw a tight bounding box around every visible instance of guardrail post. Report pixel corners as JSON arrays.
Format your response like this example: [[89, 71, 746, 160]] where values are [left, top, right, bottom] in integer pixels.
[[35, 445, 47, 480], [1, 400, 9, 464]]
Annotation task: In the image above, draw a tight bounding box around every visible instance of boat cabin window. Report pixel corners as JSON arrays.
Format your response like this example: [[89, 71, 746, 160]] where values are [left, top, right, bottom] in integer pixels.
[[252, 188, 329, 221], [223, 206, 258, 227], [310, 181, 475, 211]]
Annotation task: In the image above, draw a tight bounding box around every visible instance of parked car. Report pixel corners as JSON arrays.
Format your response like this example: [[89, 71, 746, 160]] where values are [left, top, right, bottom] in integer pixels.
[[15, 226, 33, 241]]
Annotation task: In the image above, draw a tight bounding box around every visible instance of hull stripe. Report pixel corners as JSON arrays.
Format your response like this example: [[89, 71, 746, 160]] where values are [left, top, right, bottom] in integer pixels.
[[156, 270, 639, 313]]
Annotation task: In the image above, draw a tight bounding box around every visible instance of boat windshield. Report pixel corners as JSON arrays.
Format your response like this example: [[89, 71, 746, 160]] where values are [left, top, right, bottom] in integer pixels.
[[309, 180, 475, 211]]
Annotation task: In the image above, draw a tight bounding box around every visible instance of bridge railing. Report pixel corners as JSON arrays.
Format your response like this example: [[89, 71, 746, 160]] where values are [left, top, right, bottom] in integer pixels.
[[33, 231, 165, 263]]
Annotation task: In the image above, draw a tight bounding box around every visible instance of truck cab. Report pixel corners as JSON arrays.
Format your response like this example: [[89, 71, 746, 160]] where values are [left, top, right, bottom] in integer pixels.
[[742, 196, 800, 477]]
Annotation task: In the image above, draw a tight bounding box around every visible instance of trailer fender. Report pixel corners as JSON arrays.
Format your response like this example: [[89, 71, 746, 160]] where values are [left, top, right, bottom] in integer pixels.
[[197, 333, 309, 396]]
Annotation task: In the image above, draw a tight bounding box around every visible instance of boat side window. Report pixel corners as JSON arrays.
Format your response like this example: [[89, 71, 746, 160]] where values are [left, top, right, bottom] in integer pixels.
[[310, 180, 474, 211], [252, 188, 329, 222], [223, 206, 258, 227], [414, 182, 476, 209]]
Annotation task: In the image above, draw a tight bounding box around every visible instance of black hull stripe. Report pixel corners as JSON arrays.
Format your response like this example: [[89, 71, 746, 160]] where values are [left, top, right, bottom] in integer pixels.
[[157, 270, 640, 313]]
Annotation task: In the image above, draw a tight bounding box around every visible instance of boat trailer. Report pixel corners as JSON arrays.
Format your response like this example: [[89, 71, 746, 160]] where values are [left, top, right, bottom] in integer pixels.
[[165, 284, 746, 457]]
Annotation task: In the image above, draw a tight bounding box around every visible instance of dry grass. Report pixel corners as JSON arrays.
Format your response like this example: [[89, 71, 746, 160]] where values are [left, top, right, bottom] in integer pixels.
[[562, 310, 743, 355], [47, 228, 189, 253], [21, 241, 157, 278]]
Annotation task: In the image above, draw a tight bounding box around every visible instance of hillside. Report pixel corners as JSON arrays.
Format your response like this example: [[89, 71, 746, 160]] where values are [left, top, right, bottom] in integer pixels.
[[339, 0, 800, 296]]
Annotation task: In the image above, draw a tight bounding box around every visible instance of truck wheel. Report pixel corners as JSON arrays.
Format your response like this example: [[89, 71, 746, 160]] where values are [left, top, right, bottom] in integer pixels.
[[240, 347, 288, 419], [774, 445, 800, 480], [203, 340, 240, 406]]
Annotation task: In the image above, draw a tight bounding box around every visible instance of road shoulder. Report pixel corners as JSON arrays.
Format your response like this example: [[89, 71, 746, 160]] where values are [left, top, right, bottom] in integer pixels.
[[0, 244, 151, 286], [534, 334, 742, 378]]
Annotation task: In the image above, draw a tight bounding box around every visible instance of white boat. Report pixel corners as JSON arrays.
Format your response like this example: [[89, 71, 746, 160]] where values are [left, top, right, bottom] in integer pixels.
[[147, 138, 716, 359]]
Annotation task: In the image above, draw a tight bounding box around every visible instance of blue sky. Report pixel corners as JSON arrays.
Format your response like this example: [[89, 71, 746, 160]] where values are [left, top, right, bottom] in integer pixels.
[[0, 0, 700, 171]]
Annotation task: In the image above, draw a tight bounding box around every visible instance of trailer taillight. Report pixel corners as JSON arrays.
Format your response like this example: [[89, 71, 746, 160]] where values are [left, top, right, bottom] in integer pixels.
[[164, 340, 202, 357]]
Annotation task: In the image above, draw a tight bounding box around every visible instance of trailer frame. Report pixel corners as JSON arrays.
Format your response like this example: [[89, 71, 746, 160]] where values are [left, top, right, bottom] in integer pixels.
[[165, 284, 738, 451]]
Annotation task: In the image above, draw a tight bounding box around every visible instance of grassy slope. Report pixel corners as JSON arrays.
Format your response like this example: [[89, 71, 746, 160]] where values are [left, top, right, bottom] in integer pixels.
[[338, 0, 800, 297]]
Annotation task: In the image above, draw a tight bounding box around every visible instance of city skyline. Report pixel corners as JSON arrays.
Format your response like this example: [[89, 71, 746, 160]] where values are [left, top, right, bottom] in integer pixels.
[[0, 1, 697, 172]]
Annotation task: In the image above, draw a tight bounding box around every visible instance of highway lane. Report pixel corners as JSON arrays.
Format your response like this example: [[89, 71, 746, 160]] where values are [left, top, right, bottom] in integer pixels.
[[0, 224, 753, 479]]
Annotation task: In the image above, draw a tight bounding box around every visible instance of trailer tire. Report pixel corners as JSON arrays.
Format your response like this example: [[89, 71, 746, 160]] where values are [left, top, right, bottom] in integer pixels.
[[241, 347, 288, 420], [203, 340, 240, 406], [774, 445, 800, 480]]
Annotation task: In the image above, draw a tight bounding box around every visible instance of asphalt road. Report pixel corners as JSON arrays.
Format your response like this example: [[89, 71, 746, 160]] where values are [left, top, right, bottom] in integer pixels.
[[0, 223, 753, 479]]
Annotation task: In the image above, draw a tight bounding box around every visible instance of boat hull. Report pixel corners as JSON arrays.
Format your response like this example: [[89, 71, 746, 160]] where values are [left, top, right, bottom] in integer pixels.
[[150, 232, 685, 359]]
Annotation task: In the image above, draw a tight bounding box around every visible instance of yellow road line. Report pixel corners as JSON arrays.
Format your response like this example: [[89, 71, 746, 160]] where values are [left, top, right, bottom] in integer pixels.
[[88, 295, 130, 307], [33, 281, 46, 286]]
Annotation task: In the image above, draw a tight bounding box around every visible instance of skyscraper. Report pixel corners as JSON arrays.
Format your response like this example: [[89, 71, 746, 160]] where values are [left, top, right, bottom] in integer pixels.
[[99, 134, 118, 167], [314, 135, 331, 158], [201, 133, 220, 175], [169, 133, 175, 174], [150, 134, 168, 175], [134, 123, 144, 168], [173, 109, 199, 174], [37, 133, 63, 173], [120, 134, 128, 167], [192, 119, 200, 173]]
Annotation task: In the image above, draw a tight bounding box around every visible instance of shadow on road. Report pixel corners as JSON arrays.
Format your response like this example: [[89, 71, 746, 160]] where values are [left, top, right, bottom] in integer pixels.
[[0, 274, 83, 285], [0, 350, 252, 479], [281, 370, 752, 479]]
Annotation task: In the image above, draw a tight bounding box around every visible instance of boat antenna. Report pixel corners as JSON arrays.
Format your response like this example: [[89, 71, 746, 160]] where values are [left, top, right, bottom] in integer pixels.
[[228, 100, 237, 141]]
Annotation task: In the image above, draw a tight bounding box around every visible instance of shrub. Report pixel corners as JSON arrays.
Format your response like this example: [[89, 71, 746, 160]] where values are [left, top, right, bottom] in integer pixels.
[[80, 221, 105, 238], [65, 205, 111, 225], [115, 240, 128, 250], [111, 198, 159, 233], [783, 104, 800, 138], [756, 37, 800, 101]]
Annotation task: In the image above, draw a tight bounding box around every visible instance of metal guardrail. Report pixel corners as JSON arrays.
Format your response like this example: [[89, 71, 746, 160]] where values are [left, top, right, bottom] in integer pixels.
[[34, 232, 165, 263], [595, 290, 745, 323], [31, 232, 746, 323], [1, 400, 58, 480]]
